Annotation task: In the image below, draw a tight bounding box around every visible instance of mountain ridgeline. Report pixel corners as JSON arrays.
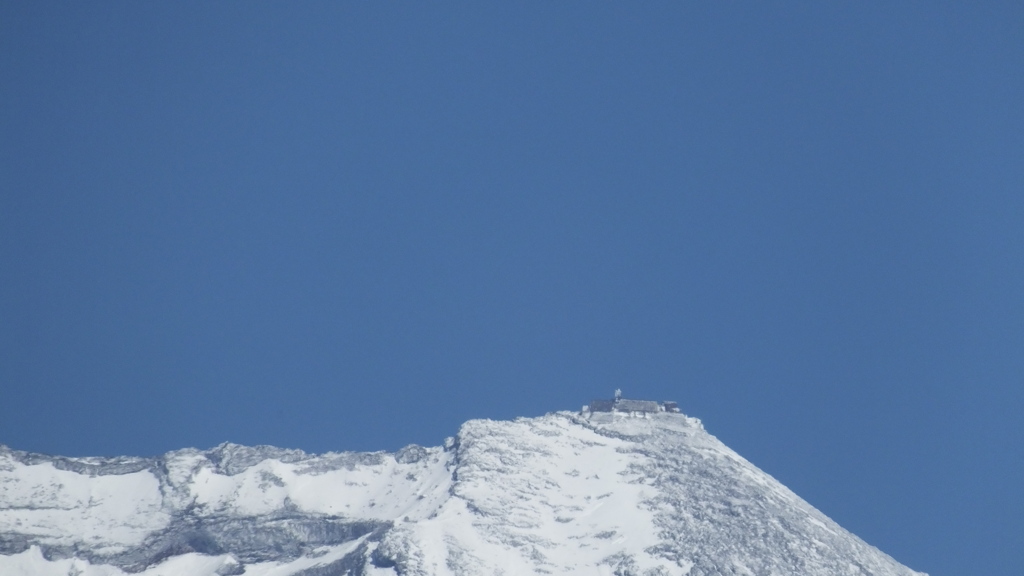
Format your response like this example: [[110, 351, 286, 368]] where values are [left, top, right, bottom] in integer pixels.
[[0, 409, 925, 576]]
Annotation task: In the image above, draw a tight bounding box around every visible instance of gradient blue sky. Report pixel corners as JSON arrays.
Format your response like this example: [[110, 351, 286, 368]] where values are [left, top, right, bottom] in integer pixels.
[[2, 3, 1022, 574]]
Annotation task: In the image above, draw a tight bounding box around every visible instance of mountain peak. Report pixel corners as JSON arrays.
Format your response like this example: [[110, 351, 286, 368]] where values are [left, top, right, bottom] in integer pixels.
[[0, 409, 925, 576]]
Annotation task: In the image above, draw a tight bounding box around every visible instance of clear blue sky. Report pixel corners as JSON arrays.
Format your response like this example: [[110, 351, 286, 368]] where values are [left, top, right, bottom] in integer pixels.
[[1, 3, 1021, 574]]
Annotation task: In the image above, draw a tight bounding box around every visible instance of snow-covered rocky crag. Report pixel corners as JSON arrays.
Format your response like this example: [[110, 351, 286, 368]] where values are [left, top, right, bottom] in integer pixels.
[[0, 409, 925, 576]]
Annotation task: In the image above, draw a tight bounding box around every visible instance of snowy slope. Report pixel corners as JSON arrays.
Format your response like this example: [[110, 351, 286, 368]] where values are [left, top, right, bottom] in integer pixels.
[[0, 411, 925, 576]]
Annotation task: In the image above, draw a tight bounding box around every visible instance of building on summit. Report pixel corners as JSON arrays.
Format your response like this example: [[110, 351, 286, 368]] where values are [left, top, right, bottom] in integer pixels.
[[586, 389, 680, 414]]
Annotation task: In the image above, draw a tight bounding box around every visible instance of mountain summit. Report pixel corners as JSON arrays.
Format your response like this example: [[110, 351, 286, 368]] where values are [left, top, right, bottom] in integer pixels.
[[0, 408, 924, 576]]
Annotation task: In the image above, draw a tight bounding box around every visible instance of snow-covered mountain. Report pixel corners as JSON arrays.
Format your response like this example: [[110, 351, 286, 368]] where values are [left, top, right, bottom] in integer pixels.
[[0, 409, 925, 576]]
